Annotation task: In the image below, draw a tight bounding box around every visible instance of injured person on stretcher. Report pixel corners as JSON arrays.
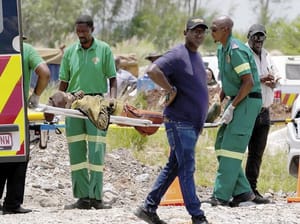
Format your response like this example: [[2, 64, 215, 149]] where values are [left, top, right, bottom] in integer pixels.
[[44, 90, 163, 136], [44, 90, 221, 135]]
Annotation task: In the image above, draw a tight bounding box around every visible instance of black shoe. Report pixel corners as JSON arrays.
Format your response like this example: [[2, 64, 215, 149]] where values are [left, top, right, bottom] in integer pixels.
[[192, 215, 209, 224], [229, 191, 256, 207], [202, 196, 229, 206], [252, 190, 270, 204], [2, 206, 32, 215], [64, 198, 91, 210], [90, 199, 112, 209], [134, 206, 167, 224]]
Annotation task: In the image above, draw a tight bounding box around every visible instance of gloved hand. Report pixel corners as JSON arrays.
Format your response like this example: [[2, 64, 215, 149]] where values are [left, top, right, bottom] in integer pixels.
[[28, 93, 40, 108], [221, 103, 235, 124]]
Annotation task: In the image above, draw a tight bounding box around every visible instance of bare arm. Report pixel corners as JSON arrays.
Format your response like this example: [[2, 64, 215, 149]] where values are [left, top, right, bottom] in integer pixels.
[[33, 63, 50, 96], [109, 77, 117, 98], [59, 80, 69, 92], [219, 89, 225, 102], [146, 63, 173, 91], [231, 74, 254, 107]]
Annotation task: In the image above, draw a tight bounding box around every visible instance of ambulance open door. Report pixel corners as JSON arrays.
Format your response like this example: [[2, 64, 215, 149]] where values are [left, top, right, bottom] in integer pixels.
[[0, 0, 29, 162]]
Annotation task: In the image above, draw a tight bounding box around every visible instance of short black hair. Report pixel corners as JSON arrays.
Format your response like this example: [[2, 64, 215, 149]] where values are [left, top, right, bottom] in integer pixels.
[[75, 15, 94, 28]]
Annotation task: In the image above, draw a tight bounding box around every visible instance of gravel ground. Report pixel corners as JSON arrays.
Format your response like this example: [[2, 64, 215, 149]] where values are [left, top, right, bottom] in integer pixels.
[[0, 129, 299, 224]]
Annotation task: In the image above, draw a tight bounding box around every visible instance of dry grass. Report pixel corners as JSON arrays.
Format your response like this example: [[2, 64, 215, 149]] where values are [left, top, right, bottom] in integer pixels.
[[107, 125, 297, 194]]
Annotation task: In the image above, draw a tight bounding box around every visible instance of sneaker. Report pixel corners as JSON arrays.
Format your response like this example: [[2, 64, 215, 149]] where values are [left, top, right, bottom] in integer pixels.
[[202, 196, 229, 206], [252, 190, 270, 204], [134, 206, 167, 224], [90, 199, 112, 209], [192, 215, 209, 224], [64, 198, 91, 210], [229, 191, 256, 207]]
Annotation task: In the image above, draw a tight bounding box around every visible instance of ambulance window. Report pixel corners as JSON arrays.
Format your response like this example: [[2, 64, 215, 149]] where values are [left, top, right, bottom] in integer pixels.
[[0, 0, 3, 33], [286, 64, 300, 80]]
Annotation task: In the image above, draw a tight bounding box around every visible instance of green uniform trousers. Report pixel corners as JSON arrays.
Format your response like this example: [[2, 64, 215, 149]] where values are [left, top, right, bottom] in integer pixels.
[[66, 117, 106, 200], [213, 97, 261, 201]]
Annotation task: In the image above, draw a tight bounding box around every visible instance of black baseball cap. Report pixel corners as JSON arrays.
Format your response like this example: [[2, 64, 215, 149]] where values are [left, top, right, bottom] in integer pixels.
[[186, 17, 208, 30], [247, 24, 267, 38]]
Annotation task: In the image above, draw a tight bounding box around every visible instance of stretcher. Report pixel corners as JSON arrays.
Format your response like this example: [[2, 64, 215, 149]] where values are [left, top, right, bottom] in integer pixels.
[[35, 104, 153, 127], [34, 104, 222, 128]]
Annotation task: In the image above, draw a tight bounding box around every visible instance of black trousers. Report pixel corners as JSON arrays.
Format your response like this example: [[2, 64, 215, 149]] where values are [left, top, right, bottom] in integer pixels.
[[0, 162, 28, 209], [246, 108, 270, 191]]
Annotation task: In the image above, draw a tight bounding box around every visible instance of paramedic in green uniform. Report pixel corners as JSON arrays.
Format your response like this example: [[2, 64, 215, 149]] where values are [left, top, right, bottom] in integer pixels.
[[58, 15, 117, 210], [209, 15, 262, 207]]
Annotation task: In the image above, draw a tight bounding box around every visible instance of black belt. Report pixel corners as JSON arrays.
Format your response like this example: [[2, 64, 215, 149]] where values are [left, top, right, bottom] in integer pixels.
[[230, 92, 261, 100], [84, 93, 103, 96]]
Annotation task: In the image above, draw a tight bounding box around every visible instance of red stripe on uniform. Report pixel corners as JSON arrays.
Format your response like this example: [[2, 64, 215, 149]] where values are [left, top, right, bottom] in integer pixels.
[[0, 77, 23, 124], [0, 56, 10, 77]]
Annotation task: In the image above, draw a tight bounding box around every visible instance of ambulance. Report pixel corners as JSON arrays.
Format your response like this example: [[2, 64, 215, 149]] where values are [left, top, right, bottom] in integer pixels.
[[0, 0, 29, 162]]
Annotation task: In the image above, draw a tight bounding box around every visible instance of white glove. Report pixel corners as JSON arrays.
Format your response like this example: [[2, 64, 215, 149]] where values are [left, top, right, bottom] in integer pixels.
[[221, 103, 235, 124], [28, 93, 40, 108]]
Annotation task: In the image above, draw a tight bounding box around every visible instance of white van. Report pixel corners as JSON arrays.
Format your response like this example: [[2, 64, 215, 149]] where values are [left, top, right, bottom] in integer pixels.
[[272, 56, 300, 107], [286, 95, 300, 177]]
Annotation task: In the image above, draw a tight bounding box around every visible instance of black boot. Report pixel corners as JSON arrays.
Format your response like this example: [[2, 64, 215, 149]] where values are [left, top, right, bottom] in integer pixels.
[[90, 199, 112, 209], [2, 206, 32, 215], [64, 198, 91, 210], [229, 191, 256, 207], [252, 190, 270, 204], [134, 206, 167, 224]]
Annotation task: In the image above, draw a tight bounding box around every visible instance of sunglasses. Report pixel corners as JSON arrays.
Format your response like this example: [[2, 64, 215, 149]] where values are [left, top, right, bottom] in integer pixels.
[[250, 35, 266, 42]]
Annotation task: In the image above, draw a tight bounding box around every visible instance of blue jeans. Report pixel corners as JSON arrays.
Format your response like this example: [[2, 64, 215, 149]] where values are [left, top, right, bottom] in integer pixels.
[[144, 121, 204, 217]]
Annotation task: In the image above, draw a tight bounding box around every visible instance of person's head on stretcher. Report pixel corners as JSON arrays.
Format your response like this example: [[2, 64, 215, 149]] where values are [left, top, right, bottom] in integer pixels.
[[44, 90, 84, 121]]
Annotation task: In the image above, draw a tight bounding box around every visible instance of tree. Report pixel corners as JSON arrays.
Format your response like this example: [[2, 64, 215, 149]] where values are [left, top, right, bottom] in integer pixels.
[[21, 0, 85, 47], [266, 17, 300, 54], [249, 0, 291, 25], [125, 0, 221, 52], [83, 0, 133, 41], [125, 1, 187, 51]]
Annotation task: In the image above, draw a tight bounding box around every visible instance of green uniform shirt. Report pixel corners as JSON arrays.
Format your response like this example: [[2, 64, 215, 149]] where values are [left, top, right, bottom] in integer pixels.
[[59, 38, 116, 94], [217, 35, 261, 96], [23, 43, 45, 98]]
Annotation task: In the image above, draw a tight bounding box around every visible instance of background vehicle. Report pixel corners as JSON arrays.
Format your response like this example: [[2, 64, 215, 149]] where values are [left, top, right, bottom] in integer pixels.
[[272, 55, 300, 107], [287, 95, 300, 177]]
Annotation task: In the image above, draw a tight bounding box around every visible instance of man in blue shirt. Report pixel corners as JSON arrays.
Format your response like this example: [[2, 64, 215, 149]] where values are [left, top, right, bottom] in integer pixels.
[[134, 17, 209, 224]]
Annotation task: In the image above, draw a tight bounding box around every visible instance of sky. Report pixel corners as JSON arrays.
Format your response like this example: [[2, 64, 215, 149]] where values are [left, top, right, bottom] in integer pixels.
[[205, 0, 300, 32]]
